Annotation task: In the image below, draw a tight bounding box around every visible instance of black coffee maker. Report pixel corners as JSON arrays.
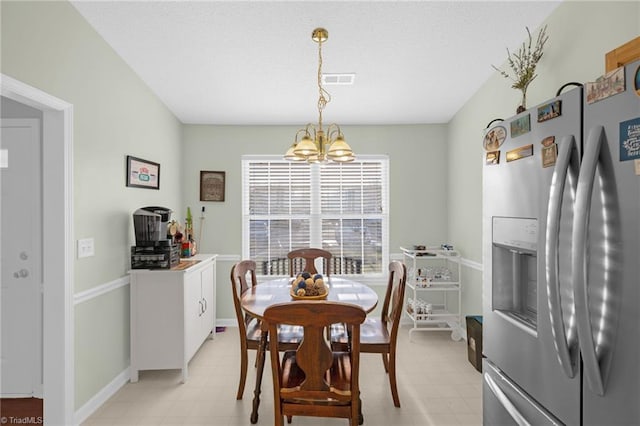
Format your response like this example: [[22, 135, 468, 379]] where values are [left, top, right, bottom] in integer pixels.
[[131, 206, 180, 269], [133, 206, 172, 246]]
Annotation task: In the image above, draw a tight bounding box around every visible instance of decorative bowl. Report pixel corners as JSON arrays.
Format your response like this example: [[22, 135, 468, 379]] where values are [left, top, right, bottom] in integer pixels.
[[290, 289, 328, 300], [290, 271, 329, 300]]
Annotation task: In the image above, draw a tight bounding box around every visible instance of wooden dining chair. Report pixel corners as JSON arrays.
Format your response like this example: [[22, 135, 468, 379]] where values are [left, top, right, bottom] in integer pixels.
[[264, 301, 366, 426], [287, 248, 332, 277], [230, 260, 302, 400], [333, 260, 407, 407]]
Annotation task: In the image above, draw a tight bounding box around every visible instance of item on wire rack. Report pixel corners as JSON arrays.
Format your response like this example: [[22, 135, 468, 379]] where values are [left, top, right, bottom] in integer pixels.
[[414, 267, 452, 287], [416, 251, 437, 257], [415, 268, 432, 288], [407, 298, 433, 320]]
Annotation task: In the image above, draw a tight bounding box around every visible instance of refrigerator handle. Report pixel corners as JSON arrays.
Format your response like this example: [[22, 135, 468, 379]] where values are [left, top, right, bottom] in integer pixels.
[[573, 125, 619, 397], [545, 135, 579, 378], [484, 372, 532, 426]]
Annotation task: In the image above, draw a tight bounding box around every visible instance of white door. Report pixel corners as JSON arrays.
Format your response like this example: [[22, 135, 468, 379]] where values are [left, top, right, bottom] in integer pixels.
[[1, 118, 43, 397]]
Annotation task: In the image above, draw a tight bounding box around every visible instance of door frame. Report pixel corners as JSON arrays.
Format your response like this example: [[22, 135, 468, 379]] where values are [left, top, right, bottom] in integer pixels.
[[1, 74, 74, 426]]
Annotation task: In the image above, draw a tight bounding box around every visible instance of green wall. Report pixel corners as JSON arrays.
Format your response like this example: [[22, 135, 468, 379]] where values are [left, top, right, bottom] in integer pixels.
[[181, 124, 450, 320], [1, 1, 183, 409]]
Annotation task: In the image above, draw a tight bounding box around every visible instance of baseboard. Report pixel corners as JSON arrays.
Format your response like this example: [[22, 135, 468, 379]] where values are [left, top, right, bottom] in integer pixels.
[[73, 367, 129, 425], [399, 318, 468, 341]]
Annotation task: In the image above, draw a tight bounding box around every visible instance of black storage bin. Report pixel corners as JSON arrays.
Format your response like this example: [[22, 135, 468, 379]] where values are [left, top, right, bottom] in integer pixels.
[[466, 315, 483, 372]]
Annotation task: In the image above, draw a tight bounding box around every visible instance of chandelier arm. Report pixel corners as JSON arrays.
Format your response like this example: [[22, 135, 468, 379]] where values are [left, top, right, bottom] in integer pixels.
[[326, 124, 342, 142], [303, 123, 318, 139], [294, 128, 310, 142]]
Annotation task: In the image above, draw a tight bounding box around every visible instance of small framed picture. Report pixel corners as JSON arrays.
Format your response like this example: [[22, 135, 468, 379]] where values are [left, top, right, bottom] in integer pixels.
[[484, 126, 507, 151], [200, 171, 225, 201], [506, 144, 534, 162], [620, 117, 640, 161], [537, 100, 562, 122], [586, 67, 626, 104], [510, 114, 531, 138], [541, 144, 558, 168], [126, 155, 160, 189]]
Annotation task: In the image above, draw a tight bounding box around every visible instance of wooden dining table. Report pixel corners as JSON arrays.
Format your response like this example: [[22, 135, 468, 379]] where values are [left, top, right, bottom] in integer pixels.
[[240, 276, 379, 423]]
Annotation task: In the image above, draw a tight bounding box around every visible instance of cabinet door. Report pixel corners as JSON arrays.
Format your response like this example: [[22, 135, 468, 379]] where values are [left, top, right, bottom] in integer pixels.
[[200, 262, 215, 340], [184, 269, 202, 361]]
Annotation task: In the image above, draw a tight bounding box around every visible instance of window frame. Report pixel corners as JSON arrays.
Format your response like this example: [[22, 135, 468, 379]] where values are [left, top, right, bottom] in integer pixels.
[[241, 154, 389, 278]]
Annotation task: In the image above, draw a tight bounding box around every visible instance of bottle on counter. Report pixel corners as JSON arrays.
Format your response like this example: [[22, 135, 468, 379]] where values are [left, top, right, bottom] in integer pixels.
[[190, 235, 197, 255]]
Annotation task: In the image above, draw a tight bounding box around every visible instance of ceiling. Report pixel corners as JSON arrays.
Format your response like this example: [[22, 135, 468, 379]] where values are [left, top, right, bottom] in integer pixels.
[[71, 1, 561, 125]]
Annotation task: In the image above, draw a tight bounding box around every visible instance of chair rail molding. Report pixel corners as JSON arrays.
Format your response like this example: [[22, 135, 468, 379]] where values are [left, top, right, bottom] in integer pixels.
[[460, 257, 483, 271], [74, 276, 130, 305]]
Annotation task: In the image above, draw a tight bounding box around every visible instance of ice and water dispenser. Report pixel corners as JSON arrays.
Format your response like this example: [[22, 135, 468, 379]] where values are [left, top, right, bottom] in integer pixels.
[[492, 217, 538, 330]]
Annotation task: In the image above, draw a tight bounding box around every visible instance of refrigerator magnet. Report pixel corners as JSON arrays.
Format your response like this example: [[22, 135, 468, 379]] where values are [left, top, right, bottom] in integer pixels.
[[542, 144, 558, 168], [586, 67, 626, 104], [537, 100, 562, 122], [541, 136, 557, 168], [485, 150, 500, 165], [620, 117, 640, 161], [635, 65, 640, 97], [484, 126, 506, 151], [506, 144, 533, 162], [541, 136, 555, 147], [510, 114, 531, 138]]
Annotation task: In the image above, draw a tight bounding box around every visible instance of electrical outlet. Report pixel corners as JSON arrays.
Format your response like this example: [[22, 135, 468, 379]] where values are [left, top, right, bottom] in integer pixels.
[[77, 238, 95, 258]]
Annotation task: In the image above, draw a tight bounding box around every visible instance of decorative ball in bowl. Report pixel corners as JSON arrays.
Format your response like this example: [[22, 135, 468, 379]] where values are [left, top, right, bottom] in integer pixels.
[[290, 271, 328, 300]]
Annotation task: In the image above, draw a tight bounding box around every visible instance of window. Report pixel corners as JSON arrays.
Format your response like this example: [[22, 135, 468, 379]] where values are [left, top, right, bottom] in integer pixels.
[[242, 155, 389, 276]]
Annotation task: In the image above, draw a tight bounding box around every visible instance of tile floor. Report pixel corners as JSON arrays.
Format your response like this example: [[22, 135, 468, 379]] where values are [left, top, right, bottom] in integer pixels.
[[83, 325, 482, 425]]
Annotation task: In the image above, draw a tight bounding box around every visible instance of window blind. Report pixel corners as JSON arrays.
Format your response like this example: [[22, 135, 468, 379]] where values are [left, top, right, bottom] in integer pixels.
[[242, 155, 389, 276]]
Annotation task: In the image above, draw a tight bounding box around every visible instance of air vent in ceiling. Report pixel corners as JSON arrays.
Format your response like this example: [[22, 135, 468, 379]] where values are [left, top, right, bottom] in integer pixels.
[[322, 73, 355, 85]]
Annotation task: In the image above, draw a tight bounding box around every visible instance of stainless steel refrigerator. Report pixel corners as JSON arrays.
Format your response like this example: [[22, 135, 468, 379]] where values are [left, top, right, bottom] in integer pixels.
[[482, 59, 640, 425]]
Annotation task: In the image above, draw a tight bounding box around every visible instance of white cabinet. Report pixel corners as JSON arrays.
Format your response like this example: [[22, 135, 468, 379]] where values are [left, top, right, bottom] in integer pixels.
[[129, 254, 217, 383], [400, 247, 462, 341]]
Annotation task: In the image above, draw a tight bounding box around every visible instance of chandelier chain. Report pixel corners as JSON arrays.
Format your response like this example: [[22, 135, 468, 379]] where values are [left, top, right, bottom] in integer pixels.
[[317, 37, 331, 131]]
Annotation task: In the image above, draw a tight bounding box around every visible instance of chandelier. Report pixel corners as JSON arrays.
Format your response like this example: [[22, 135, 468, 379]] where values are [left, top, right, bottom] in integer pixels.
[[284, 28, 355, 163]]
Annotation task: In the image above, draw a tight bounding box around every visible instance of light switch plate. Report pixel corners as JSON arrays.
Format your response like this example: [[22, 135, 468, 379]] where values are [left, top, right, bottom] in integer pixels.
[[77, 238, 95, 258]]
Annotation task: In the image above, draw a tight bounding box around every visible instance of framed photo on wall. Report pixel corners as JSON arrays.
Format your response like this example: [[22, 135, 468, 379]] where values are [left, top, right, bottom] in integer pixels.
[[200, 171, 225, 201], [126, 155, 160, 189]]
